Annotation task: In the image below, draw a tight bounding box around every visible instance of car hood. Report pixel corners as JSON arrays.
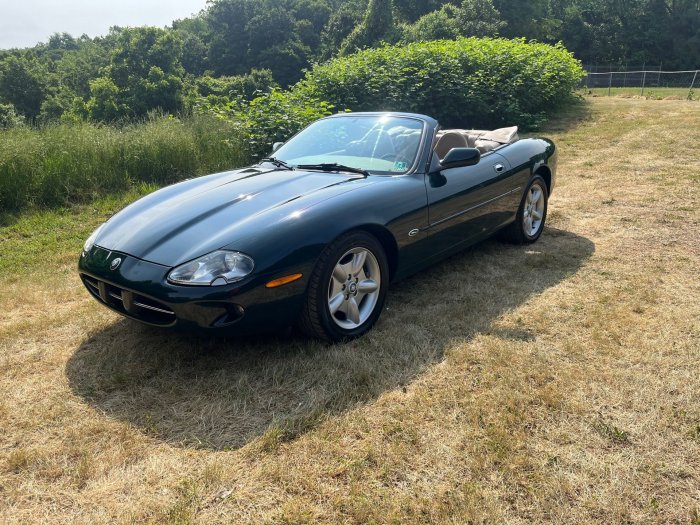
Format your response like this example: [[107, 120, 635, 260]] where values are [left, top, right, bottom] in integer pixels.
[[94, 167, 372, 267]]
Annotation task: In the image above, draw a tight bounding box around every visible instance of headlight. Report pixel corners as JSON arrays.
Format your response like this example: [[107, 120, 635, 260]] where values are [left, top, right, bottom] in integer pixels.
[[168, 250, 255, 286], [83, 223, 105, 254]]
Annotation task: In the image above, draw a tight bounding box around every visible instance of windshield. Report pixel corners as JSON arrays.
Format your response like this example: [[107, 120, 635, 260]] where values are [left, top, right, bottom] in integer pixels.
[[273, 115, 424, 175]]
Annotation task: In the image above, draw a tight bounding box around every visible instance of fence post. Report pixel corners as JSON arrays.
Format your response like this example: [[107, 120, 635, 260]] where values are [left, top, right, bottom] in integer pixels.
[[641, 70, 647, 96], [690, 70, 699, 100], [608, 72, 613, 97]]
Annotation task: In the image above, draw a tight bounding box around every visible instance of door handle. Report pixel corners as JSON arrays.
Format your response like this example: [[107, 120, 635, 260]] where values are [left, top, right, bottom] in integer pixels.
[[494, 164, 504, 173]]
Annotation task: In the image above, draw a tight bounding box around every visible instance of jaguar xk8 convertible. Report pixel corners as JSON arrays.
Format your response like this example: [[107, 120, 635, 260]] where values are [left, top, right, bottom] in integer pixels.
[[79, 112, 557, 341]]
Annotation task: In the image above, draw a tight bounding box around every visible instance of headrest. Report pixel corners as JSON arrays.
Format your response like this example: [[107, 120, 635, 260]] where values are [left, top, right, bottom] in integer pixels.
[[434, 132, 469, 159]]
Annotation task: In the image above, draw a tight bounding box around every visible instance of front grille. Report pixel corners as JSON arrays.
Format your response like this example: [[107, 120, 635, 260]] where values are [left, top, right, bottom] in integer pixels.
[[81, 274, 176, 326]]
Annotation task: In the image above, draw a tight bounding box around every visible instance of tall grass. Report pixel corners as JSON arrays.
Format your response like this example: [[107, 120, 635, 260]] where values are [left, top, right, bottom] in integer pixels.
[[0, 114, 249, 212]]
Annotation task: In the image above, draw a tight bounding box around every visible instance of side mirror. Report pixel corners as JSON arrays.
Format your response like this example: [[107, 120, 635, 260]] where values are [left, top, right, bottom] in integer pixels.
[[441, 147, 481, 169], [272, 141, 284, 152]]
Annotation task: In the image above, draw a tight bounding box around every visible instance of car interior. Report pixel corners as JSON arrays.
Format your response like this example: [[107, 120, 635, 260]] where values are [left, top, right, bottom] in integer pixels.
[[433, 126, 520, 160]]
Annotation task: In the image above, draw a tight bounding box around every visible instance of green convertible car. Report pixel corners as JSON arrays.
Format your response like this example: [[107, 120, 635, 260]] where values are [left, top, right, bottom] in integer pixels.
[[79, 112, 557, 341]]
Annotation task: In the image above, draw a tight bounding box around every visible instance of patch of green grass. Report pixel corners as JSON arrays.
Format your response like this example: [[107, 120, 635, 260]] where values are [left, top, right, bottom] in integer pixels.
[[580, 87, 698, 100], [0, 114, 248, 212], [593, 418, 630, 445], [0, 187, 151, 279], [167, 479, 200, 525]]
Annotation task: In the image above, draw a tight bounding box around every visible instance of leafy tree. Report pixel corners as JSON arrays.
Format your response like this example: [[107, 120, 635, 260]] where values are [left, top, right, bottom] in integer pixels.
[[393, 0, 448, 23], [87, 27, 185, 120], [85, 77, 124, 121], [194, 69, 278, 101], [171, 16, 210, 77], [39, 89, 76, 121], [39, 32, 81, 62], [248, 8, 299, 58], [319, 3, 365, 58], [402, 0, 505, 42], [492, 0, 553, 41], [205, 0, 327, 85], [0, 55, 47, 119], [402, 4, 463, 41], [339, 0, 396, 55], [54, 36, 112, 99], [206, 0, 260, 77], [665, 0, 700, 68], [180, 32, 209, 76], [136, 66, 184, 116], [0, 102, 24, 128], [293, 0, 333, 33]]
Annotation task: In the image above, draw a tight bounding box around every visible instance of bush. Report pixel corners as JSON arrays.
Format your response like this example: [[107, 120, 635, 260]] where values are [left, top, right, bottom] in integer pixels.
[[294, 37, 585, 129], [0, 114, 247, 211], [401, 0, 505, 43], [200, 88, 334, 159], [0, 103, 24, 129], [191, 69, 278, 103]]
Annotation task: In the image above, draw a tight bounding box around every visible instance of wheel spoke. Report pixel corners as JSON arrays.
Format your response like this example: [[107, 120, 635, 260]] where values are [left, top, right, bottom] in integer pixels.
[[330, 278, 342, 298], [346, 297, 360, 324], [357, 279, 378, 293], [532, 210, 543, 220], [350, 251, 367, 276], [328, 293, 345, 315], [333, 263, 349, 283], [531, 189, 542, 203], [524, 216, 533, 233]]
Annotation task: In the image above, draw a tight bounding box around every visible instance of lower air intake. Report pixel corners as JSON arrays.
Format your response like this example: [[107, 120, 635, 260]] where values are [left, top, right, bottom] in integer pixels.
[[81, 274, 176, 326]]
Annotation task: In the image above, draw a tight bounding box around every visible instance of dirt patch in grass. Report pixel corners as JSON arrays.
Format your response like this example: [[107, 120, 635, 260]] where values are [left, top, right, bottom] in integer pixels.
[[1, 98, 699, 523]]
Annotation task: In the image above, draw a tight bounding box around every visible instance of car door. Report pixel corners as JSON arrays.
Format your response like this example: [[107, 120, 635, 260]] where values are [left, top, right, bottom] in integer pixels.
[[424, 151, 515, 256]]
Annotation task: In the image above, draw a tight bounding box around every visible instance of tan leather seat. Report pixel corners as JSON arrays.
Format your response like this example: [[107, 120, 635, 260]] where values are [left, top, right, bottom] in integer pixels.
[[434, 131, 469, 159], [393, 130, 422, 161]]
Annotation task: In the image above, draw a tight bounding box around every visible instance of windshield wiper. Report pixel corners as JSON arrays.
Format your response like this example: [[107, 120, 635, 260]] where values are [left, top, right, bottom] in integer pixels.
[[296, 163, 369, 177], [260, 157, 294, 170]]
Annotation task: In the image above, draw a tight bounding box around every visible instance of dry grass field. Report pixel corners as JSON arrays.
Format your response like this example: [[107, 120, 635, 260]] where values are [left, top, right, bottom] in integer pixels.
[[1, 97, 699, 524]]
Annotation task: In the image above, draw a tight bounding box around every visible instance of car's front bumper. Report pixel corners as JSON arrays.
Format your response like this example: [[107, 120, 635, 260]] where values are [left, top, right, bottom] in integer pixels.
[[78, 246, 307, 334]]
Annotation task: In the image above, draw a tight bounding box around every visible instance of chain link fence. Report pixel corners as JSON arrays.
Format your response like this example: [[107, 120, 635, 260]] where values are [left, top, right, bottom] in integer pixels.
[[581, 66, 699, 99]]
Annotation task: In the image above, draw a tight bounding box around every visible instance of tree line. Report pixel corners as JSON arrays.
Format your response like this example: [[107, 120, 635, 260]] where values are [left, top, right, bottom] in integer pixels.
[[1, 0, 698, 124]]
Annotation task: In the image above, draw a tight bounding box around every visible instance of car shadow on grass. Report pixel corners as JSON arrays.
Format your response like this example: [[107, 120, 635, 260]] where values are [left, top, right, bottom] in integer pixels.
[[66, 227, 594, 450]]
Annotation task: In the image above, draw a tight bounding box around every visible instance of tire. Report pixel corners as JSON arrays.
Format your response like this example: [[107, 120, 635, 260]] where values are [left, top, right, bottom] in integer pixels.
[[502, 175, 549, 244], [298, 231, 389, 342]]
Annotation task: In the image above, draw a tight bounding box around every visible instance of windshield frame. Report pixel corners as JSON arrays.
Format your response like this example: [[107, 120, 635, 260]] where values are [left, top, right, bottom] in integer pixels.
[[271, 113, 429, 177]]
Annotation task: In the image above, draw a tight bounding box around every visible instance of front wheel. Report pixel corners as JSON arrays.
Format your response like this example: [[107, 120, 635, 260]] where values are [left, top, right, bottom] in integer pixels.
[[298, 231, 389, 342], [502, 175, 549, 244]]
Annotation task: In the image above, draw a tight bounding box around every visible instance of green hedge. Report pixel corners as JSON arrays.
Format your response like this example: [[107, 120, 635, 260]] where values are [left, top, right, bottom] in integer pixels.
[[294, 37, 585, 129], [0, 115, 247, 211], [201, 88, 335, 159]]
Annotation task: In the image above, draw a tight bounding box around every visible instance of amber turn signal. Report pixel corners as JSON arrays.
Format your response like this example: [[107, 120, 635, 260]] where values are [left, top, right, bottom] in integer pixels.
[[265, 273, 303, 288]]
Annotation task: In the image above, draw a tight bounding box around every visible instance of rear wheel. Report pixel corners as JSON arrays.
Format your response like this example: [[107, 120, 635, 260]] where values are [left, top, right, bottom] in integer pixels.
[[299, 231, 388, 342], [502, 175, 548, 244]]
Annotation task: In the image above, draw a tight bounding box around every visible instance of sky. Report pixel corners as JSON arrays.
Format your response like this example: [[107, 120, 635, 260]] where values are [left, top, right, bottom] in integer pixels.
[[0, 0, 210, 49]]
